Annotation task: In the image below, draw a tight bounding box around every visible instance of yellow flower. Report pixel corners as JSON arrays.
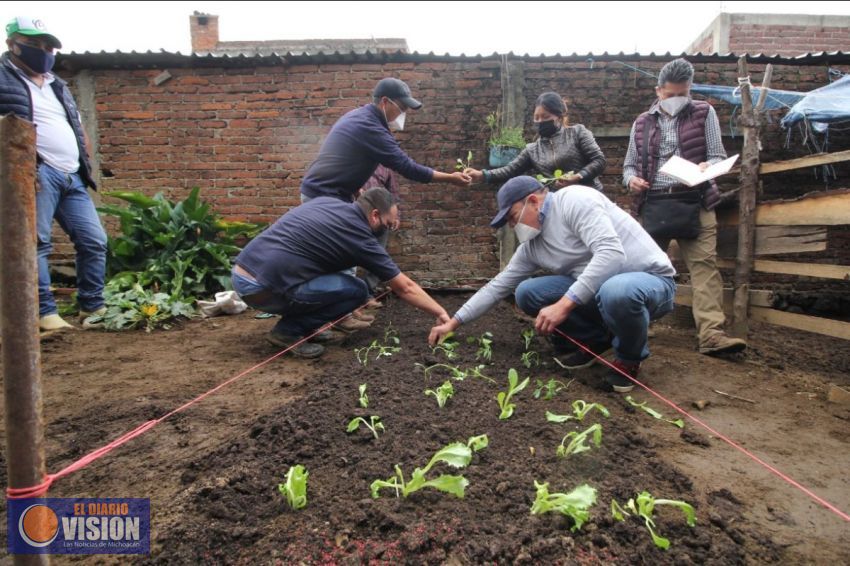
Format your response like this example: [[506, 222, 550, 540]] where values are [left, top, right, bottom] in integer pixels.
[[141, 304, 158, 317]]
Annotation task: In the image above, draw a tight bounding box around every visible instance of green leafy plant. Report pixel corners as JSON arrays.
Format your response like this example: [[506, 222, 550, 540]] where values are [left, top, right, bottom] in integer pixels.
[[546, 400, 610, 423], [486, 112, 527, 149], [98, 188, 263, 301], [277, 464, 309, 510], [466, 434, 489, 452], [521, 328, 536, 351], [466, 364, 497, 384], [611, 491, 697, 550], [370, 440, 484, 499], [536, 169, 576, 186], [357, 383, 369, 409], [431, 331, 460, 360], [467, 331, 494, 363], [497, 368, 530, 420], [556, 423, 602, 457], [533, 378, 572, 400], [91, 281, 196, 332], [530, 481, 598, 531], [424, 380, 455, 408], [521, 350, 540, 369], [455, 150, 473, 171], [626, 396, 684, 428], [346, 416, 385, 440], [355, 339, 401, 366], [416, 363, 495, 384]]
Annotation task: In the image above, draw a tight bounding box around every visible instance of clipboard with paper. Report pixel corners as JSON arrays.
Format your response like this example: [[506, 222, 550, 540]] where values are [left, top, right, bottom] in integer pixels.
[[659, 154, 739, 187]]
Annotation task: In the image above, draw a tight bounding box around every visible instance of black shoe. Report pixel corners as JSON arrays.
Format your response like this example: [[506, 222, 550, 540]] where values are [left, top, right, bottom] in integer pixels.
[[605, 359, 640, 393], [548, 335, 578, 355], [555, 341, 612, 370], [308, 330, 338, 344], [266, 331, 325, 358]]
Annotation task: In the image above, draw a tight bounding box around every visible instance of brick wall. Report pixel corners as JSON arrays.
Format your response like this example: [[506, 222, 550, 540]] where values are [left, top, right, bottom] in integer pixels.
[[729, 24, 849, 57], [52, 54, 850, 286]]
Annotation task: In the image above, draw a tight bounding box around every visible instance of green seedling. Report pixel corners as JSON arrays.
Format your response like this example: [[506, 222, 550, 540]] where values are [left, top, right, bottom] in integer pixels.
[[466, 364, 497, 384], [346, 415, 385, 439], [424, 380, 455, 408], [354, 339, 401, 367], [358, 383, 369, 409], [625, 396, 684, 428], [611, 491, 697, 550], [521, 328, 536, 351], [455, 150, 473, 171], [533, 378, 572, 400], [536, 169, 576, 186], [416, 362, 467, 381], [277, 464, 309, 510], [530, 481, 597, 532], [370, 440, 485, 499], [521, 350, 540, 369], [467, 331, 494, 363], [547, 400, 610, 423], [556, 423, 602, 457], [497, 368, 530, 420], [466, 434, 489, 452], [432, 331, 460, 360]]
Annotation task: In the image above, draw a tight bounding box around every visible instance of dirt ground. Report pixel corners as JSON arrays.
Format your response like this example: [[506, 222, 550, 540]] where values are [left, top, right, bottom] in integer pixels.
[[1, 293, 848, 564]]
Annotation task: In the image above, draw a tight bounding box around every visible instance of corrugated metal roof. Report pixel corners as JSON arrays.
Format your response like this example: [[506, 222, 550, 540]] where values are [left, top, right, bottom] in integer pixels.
[[55, 49, 850, 70]]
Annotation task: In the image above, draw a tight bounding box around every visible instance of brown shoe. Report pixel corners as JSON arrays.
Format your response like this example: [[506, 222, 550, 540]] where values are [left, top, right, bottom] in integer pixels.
[[699, 332, 747, 356], [337, 316, 372, 333], [352, 309, 376, 323], [364, 297, 384, 310]]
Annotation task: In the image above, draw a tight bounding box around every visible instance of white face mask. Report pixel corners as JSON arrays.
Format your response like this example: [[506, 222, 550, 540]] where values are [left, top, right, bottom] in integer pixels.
[[660, 96, 689, 117], [513, 198, 541, 243], [383, 99, 406, 131]]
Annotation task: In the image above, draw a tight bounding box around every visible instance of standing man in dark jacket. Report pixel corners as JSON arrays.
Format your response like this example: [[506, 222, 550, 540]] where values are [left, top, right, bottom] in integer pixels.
[[623, 58, 746, 356], [1, 16, 107, 331], [300, 77, 470, 203]]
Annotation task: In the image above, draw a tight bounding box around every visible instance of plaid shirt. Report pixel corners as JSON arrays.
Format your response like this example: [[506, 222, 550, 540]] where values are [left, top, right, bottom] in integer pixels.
[[623, 102, 726, 192], [359, 164, 400, 217]]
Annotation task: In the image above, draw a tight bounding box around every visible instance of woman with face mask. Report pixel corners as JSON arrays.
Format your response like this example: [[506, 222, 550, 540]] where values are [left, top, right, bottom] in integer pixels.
[[465, 92, 607, 192]]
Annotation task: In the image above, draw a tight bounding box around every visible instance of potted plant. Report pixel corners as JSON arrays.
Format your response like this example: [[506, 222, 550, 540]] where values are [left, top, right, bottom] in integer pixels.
[[486, 112, 527, 168]]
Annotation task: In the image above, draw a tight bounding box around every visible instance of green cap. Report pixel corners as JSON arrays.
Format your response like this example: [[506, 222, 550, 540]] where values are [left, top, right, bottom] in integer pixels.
[[6, 17, 62, 49]]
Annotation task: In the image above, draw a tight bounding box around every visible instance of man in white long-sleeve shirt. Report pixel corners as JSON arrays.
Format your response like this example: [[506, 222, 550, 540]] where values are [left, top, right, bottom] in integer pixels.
[[429, 176, 676, 393]]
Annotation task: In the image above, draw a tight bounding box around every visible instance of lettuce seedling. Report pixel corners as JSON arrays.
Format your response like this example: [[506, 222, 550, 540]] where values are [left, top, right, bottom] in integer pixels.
[[534, 378, 572, 400], [521, 350, 540, 369], [497, 368, 530, 420], [416, 362, 467, 381], [277, 464, 309, 510], [611, 491, 696, 550], [358, 383, 369, 409], [466, 434, 489, 452], [530, 481, 597, 531], [625, 396, 684, 428], [424, 380, 454, 408], [466, 364, 497, 384], [556, 423, 602, 457], [547, 400, 610, 423], [455, 150, 473, 171], [536, 169, 575, 187], [467, 331, 494, 363], [521, 328, 535, 351], [370, 441, 481, 499], [432, 331, 460, 360], [354, 339, 401, 366], [346, 415, 385, 439]]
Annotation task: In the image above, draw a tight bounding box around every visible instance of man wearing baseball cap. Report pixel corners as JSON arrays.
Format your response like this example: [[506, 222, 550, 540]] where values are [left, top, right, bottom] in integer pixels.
[[2, 16, 107, 331], [300, 77, 471, 203], [429, 176, 677, 393]]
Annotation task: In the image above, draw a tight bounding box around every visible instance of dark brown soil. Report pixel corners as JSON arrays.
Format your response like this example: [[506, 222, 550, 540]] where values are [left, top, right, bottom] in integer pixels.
[[1, 293, 848, 564]]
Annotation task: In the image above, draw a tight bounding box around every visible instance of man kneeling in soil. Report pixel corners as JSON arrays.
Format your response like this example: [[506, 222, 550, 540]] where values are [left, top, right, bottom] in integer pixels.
[[429, 176, 676, 393], [233, 187, 451, 358]]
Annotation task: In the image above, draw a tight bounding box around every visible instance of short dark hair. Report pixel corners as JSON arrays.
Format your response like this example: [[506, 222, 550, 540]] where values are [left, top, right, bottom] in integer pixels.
[[535, 92, 567, 118], [658, 58, 694, 86], [357, 187, 396, 216]]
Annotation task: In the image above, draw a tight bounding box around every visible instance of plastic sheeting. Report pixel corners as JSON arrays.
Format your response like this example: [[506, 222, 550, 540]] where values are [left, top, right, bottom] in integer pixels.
[[780, 75, 850, 127], [691, 83, 805, 111]]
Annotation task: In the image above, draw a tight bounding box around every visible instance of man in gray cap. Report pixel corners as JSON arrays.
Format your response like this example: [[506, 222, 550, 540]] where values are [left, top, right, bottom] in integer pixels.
[[300, 77, 471, 203], [429, 176, 677, 393]]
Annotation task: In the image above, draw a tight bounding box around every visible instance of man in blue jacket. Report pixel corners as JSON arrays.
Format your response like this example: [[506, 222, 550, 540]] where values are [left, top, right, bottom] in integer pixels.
[[1, 16, 107, 331], [300, 77, 470, 203]]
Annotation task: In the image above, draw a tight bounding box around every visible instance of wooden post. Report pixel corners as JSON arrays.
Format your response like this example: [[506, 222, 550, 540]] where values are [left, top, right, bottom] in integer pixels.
[[731, 59, 772, 338], [0, 115, 50, 566], [497, 54, 525, 270]]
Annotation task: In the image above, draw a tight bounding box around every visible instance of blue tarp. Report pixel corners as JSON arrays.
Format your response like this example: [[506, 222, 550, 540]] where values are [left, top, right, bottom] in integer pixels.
[[691, 83, 806, 111], [780, 75, 850, 127]]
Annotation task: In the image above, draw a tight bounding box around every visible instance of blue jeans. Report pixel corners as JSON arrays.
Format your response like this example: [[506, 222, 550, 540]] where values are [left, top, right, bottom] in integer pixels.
[[515, 273, 676, 363], [37, 163, 107, 316], [232, 269, 368, 336]]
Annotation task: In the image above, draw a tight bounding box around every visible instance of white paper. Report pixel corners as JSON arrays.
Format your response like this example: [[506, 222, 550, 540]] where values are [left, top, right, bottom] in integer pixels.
[[659, 154, 739, 187]]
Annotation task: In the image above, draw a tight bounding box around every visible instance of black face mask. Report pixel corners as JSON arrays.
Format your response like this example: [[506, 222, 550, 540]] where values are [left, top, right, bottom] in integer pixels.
[[15, 42, 55, 74], [536, 119, 559, 138]]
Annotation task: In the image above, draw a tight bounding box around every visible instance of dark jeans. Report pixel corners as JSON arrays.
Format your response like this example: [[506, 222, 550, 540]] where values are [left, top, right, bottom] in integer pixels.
[[515, 273, 676, 363], [232, 270, 368, 336]]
